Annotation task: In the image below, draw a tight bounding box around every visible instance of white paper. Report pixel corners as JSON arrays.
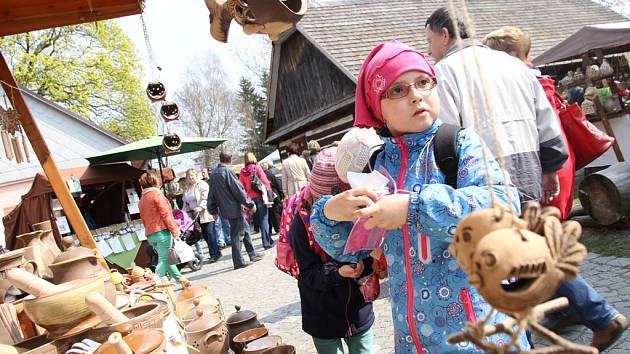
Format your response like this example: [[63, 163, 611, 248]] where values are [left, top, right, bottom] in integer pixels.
[[107, 237, 124, 254], [96, 240, 113, 257], [347, 170, 390, 197], [135, 228, 147, 241], [126, 188, 139, 203], [120, 233, 136, 251], [127, 203, 139, 215], [55, 216, 71, 235]]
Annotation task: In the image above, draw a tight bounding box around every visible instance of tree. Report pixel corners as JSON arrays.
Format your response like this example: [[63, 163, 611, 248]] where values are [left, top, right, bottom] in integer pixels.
[[0, 21, 156, 141], [175, 55, 246, 168], [238, 73, 275, 160]]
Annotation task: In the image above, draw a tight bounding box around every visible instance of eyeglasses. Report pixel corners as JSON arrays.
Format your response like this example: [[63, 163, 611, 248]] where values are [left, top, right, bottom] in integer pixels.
[[382, 77, 437, 99]]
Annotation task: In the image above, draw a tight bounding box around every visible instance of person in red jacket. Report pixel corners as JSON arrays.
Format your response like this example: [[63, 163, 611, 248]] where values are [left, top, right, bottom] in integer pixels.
[[138, 173, 190, 287], [239, 152, 275, 249], [484, 26, 628, 352]]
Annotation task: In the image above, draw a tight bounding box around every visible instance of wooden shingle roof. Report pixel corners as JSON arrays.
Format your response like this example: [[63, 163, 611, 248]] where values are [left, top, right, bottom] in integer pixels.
[[298, 0, 628, 78]]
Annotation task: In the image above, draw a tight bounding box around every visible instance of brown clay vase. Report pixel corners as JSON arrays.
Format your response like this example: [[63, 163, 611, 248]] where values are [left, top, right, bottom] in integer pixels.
[[16, 231, 53, 279], [185, 309, 229, 354], [30, 220, 62, 259], [226, 305, 262, 353]]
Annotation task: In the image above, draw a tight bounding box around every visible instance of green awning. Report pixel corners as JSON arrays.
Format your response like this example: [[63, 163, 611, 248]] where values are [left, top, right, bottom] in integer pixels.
[[87, 136, 226, 165]]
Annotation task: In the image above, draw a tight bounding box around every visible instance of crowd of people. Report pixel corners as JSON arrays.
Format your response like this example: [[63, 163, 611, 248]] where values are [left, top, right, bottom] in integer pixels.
[[276, 7, 627, 354], [134, 7, 628, 353]]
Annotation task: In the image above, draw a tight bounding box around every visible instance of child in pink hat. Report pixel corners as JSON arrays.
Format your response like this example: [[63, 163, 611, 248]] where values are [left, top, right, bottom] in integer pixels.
[[310, 40, 529, 353]]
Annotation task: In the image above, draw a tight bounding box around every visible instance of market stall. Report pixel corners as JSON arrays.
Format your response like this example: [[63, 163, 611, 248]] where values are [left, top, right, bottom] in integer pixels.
[[534, 21, 630, 167]]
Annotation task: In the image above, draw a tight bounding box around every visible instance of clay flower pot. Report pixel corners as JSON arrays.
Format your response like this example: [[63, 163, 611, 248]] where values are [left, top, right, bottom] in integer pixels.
[[232, 327, 269, 354], [243, 335, 282, 354]]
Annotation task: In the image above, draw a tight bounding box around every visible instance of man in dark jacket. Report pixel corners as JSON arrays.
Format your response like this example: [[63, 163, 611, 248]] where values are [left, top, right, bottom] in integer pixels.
[[208, 152, 263, 269], [262, 161, 284, 234]]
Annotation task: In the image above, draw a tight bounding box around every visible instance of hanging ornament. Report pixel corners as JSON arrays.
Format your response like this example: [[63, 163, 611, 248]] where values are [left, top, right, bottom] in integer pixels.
[[160, 102, 180, 122], [163, 133, 182, 152], [20, 129, 30, 163], [586, 64, 600, 80], [599, 59, 614, 77], [146, 82, 166, 102]]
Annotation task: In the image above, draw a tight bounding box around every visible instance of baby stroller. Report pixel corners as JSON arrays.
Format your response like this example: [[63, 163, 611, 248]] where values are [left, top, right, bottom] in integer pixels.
[[146, 210, 203, 272]]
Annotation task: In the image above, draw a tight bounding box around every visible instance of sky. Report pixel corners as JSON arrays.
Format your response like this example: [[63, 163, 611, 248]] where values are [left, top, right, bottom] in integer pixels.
[[116, 0, 270, 93]]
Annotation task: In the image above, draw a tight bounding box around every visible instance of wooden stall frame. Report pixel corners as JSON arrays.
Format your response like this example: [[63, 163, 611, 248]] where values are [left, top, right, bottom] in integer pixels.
[[0, 52, 106, 267]]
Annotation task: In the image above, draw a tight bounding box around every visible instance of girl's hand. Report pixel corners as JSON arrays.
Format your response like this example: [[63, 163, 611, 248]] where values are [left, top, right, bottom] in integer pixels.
[[353, 194, 410, 230], [323, 188, 378, 222], [338, 261, 364, 279]]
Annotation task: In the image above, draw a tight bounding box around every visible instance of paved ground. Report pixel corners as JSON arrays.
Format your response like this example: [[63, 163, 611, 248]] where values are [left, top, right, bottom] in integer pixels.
[[181, 233, 630, 353]]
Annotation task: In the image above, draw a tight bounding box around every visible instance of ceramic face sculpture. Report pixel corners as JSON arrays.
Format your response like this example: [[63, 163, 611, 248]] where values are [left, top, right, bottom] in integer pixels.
[[448, 202, 592, 353]]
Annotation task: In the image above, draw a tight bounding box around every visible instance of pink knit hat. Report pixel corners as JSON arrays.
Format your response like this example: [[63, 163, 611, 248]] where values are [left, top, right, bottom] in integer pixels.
[[355, 40, 436, 128], [309, 147, 350, 200]]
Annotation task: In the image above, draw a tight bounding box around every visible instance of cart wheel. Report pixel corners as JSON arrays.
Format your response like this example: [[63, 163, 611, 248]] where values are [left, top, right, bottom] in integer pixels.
[[188, 254, 203, 272]]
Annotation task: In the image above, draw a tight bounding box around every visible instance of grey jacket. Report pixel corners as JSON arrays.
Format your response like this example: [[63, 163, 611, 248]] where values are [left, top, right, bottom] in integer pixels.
[[435, 40, 568, 203], [208, 164, 254, 219]]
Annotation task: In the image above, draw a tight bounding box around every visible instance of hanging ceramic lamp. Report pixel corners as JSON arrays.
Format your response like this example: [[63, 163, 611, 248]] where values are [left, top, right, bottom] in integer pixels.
[[160, 102, 180, 122], [146, 82, 166, 102], [163, 133, 182, 152]]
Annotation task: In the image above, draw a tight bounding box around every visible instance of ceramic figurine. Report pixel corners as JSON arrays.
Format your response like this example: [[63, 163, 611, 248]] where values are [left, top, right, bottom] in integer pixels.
[[448, 202, 594, 353]]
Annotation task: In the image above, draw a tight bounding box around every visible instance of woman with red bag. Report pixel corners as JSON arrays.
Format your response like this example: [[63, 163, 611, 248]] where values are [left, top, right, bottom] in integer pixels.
[[484, 27, 628, 352]]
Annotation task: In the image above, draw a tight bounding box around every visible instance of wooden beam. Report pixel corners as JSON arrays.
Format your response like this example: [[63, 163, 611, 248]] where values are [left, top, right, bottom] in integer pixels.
[[593, 97, 625, 162], [0, 52, 100, 254]]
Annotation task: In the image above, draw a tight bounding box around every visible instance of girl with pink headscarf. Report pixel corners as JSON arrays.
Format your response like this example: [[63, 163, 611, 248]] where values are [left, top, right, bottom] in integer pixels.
[[310, 40, 529, 353]]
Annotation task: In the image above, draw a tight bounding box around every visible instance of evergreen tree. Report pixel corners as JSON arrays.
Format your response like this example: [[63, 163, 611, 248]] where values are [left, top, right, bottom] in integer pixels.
[[238, 74, 275, 160]]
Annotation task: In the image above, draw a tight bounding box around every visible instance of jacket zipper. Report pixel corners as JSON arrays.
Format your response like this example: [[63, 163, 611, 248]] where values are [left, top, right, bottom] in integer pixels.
[[394, 136, 424, 353], [460, 288, 477, 324], [345, 280, 353, 336]]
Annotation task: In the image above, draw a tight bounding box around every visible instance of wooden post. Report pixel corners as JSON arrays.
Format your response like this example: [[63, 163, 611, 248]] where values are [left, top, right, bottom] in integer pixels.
[[0, 52, 99, 252]]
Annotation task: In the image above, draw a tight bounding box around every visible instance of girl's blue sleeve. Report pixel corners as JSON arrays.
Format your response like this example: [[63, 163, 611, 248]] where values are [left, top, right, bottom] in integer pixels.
[[407, 129, 521, 243], [310, 195, 371, 263]]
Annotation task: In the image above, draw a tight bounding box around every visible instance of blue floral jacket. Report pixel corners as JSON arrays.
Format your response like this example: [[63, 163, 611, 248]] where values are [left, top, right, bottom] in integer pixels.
[[311, 120, 530, 353]]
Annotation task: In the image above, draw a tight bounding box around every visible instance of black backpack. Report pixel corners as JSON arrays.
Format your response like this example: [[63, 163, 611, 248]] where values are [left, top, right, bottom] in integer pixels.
[[364, 124, 463, 188]]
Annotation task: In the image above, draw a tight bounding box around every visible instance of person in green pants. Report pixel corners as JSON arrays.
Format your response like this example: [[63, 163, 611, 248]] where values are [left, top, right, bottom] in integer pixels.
[[138, 173, 190, 287]]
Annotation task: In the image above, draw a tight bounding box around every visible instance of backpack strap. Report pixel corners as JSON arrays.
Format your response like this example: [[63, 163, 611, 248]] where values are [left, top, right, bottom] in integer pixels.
[[363, 146, 384, 173], [434, 123, 463, 189]]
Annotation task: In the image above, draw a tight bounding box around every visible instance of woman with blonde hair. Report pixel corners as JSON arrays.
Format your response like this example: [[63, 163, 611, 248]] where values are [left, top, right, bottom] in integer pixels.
[[138, 173, 189, 286], [183, 168, 221, 263], [239, 152, 275, 249]]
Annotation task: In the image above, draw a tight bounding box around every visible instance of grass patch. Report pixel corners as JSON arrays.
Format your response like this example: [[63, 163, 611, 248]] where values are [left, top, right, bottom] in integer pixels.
[[581, 238, 630, 259]]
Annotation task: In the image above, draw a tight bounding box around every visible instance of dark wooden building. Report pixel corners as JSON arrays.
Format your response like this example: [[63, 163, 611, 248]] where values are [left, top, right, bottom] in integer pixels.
[[264, 0, 627, 152]]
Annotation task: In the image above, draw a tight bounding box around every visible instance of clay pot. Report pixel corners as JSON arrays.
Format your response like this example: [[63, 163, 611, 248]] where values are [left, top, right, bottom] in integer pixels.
[[226, 305, 262, 353], [185, 309, 229, 354], [128, 263, 145, 284], [259, 345, 295, 354], [175, 283, 216, 318], [243, 335, 282, 354], [162, 133, 182, 152], [48, 237, 115, 304], [22, 277, 106, 338], [0, 248, 37, 303], [233, 327, 268, 354], [30, 220, 61, 259], [160, 102, 180, 121], [182, 298, 223, 326], [95, 327, 165, 354], [17, 230, 53, 278]]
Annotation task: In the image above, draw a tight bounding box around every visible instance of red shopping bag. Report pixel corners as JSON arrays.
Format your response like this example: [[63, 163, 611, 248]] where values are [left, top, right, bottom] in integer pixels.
[[558, 103, 615, 170]]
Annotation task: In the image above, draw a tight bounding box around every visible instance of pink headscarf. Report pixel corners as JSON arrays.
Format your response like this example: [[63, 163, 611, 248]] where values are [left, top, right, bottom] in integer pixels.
[[355, 40, 436, 128]]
